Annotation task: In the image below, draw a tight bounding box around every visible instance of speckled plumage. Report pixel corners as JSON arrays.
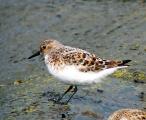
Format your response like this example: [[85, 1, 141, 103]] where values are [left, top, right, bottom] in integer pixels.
[[38, 39, 130, 85], [28, 39, 131, 103], [41, 40, 125, 71], [108, 109, 146, 120]]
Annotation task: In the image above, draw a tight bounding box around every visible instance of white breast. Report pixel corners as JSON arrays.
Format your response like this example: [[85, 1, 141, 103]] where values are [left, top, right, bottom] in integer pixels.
[[46, 64, 127, 85]]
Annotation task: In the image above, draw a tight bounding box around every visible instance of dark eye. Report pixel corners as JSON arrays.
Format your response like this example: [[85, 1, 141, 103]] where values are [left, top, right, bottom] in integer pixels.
[[42, 45, 46, 49]]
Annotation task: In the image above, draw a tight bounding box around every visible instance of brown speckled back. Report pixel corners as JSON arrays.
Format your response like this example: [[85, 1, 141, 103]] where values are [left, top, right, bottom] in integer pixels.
[[108, 109, 146, 120]]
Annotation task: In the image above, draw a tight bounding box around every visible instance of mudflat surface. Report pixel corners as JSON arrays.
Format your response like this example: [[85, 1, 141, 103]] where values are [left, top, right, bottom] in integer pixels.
[[0, 0, 146, 120]]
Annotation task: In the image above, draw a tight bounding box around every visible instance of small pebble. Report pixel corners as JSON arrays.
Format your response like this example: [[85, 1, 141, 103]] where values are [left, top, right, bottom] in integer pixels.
[[139, 92, 144, 101], [14, 80, 23, 85], [82, 110, 97, 118], [97, 89, 104, 93], [42, 92, 46, 96], [74, 33, 79, 36], [61, 113, 66, 118], [133, 79, 144, 84], [56, 14, 62, 18], [129, 43, 140, 50], [13, 60, 18, 63], [96, 100, 102, 104]]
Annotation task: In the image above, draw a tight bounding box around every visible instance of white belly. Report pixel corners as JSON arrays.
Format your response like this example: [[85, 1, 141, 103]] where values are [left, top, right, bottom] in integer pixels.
[[46, 65, 127, 85]]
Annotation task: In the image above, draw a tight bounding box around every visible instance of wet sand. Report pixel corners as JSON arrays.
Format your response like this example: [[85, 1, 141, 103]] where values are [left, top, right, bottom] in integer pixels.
[[0, 0, 146, 120]]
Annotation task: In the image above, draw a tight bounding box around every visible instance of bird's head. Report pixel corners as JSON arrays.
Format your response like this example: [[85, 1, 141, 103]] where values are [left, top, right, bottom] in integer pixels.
[[28, 39, 62, 59]]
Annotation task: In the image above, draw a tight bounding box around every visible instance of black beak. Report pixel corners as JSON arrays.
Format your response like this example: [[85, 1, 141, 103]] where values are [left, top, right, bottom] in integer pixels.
[[28, 51, 40, 59]]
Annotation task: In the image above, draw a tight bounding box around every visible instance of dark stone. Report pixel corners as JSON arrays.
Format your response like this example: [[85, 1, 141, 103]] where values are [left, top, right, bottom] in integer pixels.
[[97, 89, 104, 93], [134, 79, 144, 84], [74, 33, 79, 36], [56, 14, 62, 18], [61, 113, 66, 118], [138, 92, 144, 101]]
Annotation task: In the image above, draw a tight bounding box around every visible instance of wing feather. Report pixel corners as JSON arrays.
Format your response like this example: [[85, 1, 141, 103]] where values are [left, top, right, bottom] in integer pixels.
[[61, 46, 125, 72]]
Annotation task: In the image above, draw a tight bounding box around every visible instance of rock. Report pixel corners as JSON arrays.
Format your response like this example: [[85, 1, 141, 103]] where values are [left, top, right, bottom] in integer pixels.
[[14, 80, 23, 85], [138, 92, 145, 101], [97, 89, 104, 93], [61, 113, 66, 118], [81, 110, 103, 119], [129, 43, 140, 50], [133, 79, 144, 84]]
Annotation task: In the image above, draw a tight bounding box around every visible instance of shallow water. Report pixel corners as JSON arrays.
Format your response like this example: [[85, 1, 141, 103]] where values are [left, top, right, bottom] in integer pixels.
[[0, 0, 146, 120]]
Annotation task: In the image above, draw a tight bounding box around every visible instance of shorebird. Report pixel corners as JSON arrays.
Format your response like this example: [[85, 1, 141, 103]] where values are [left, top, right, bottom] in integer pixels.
[[108, 109, 146, 120], [28, 39, 131, 104]]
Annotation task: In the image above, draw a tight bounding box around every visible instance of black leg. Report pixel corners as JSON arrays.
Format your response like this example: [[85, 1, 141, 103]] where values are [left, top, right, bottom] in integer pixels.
[[56, 85, 73, 102], [65, 85, 78, 104]]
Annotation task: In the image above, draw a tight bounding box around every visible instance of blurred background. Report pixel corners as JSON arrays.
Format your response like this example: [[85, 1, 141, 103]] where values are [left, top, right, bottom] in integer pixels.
[[0, 0, 146, 120]]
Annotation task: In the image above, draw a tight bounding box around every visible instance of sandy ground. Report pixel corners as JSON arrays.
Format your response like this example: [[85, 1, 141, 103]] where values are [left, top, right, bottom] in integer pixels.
[[0, 0, 146, 120]]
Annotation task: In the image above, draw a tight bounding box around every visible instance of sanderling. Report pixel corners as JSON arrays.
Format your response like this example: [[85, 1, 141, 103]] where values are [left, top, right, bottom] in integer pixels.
[[28, 39, 131, 104], [108, 109, 146, 120]]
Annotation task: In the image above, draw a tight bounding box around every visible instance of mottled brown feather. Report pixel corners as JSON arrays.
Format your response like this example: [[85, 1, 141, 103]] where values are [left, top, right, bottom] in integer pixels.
[[60, 48, 124, 72], [108, 109, 146, 120], [44, 43, 128, 72]]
